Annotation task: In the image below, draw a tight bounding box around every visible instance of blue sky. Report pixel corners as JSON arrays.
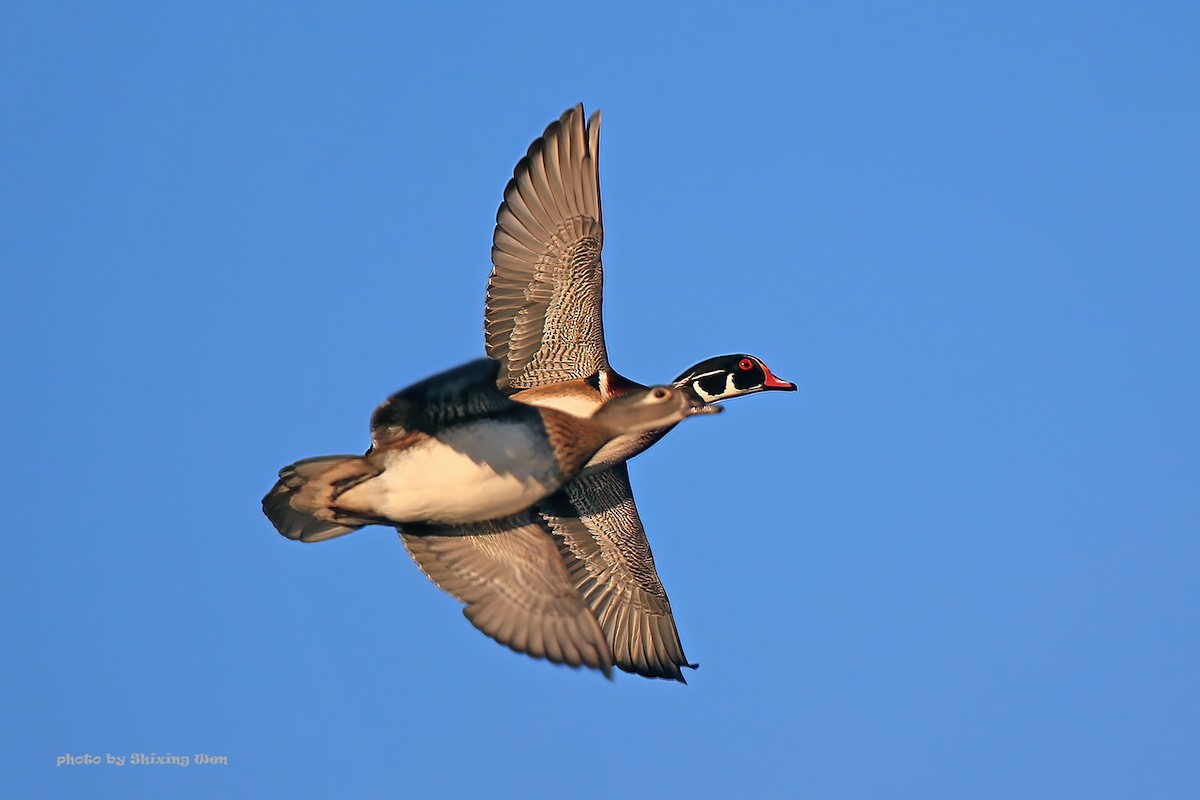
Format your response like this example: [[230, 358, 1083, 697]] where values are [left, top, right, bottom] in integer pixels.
[[3, 2, 1197, 797]]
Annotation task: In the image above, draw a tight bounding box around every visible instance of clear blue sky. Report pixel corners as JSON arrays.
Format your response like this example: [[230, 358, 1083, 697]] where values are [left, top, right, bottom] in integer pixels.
[[3, 2, 1197, 798]]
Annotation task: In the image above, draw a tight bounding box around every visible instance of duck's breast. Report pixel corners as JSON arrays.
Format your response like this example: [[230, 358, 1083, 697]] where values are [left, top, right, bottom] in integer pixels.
[[342, 421, 563, 524], [511, 379, 679, 472]]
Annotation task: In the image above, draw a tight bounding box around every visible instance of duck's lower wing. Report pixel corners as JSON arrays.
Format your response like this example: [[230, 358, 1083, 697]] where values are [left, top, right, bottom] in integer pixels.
[[540, 464, 695, 683], [399, 513, 613, 677]]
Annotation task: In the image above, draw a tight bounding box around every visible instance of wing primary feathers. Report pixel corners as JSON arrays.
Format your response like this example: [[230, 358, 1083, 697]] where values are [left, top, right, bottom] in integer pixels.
[[484, 105, 609, 389]]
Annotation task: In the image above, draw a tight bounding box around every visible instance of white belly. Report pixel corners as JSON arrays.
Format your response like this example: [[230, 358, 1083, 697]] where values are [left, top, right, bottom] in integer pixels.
[[340, 422, 561, 524]]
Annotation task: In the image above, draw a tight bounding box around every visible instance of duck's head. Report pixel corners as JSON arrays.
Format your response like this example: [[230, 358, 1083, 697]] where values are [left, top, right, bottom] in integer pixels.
[[672, 354, 796, 404], [592, 385, 722, 435]]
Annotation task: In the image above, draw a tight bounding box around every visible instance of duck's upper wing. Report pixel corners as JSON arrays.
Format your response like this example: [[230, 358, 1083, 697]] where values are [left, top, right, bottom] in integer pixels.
[[486, 105, 608, 392], [370, 358, 514, 447], [540, 463, 694, 682], [400, 513, 614, 676]]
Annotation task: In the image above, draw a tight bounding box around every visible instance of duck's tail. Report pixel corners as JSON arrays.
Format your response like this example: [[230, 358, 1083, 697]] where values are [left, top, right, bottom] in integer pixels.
[[262, 455, 379, 542]]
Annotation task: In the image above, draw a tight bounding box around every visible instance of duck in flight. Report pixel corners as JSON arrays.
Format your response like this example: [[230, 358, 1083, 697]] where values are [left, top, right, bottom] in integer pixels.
[[263, 358, 715, 541], [400, 105, 795, 681]]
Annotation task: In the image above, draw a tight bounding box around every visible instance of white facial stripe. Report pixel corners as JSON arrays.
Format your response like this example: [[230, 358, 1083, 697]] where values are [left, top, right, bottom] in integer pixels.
[[689, 371, 749, 403], [682, 369, 722, 402], [691, 381, 719, 402]]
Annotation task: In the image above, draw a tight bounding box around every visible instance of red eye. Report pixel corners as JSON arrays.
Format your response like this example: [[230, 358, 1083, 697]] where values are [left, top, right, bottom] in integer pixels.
[[738, 358, 754, 371]]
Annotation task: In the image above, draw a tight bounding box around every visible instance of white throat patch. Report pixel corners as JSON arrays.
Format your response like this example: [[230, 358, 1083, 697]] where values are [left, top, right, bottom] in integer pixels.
[[685, 370, 741, 403]]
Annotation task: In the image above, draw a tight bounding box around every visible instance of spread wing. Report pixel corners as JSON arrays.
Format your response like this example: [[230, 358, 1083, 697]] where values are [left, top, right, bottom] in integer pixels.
[[400, 513, 614, 676], [540, 464, 694, 682], [370, 358, 514, 447], [486, 104, 608, 392]]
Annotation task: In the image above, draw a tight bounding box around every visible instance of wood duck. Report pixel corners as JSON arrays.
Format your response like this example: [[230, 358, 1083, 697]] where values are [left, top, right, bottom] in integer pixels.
[[400, 105, 796, 681], [263, 358, 717, 544]]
